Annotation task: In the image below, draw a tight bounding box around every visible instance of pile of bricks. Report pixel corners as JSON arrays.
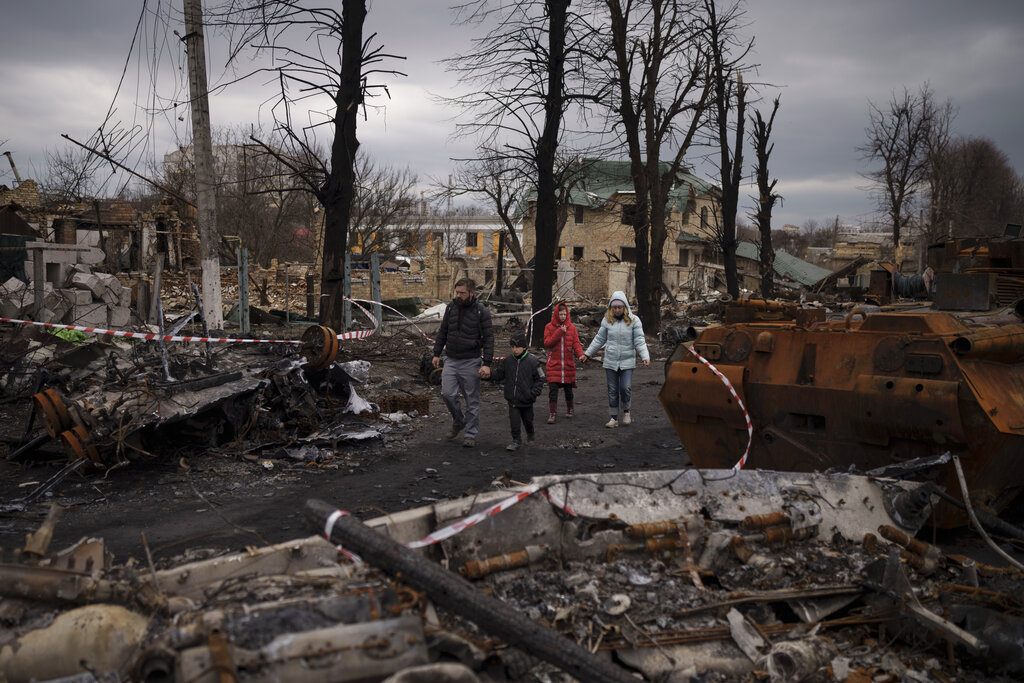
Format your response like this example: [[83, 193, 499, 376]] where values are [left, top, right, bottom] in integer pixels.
[[0, 263, 131, 328]]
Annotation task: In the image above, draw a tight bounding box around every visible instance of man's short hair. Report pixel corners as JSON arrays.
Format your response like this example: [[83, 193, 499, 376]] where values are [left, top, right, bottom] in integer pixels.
[[455, 277, 476, 291]]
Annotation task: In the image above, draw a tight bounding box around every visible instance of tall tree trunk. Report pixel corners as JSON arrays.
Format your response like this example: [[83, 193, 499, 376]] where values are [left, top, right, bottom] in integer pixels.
[[752, 98, 780, 299], [529, 0, 568, 347], [716, 77, 745, 299], [319, 0, 365, 329]]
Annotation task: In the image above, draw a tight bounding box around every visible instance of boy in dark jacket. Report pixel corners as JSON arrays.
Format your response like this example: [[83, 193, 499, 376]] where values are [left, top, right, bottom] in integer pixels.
[[491, 333, 545, 451]]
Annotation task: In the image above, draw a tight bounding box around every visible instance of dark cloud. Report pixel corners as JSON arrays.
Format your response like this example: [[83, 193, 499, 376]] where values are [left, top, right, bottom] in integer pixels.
[[2, 1, 1022, 231]]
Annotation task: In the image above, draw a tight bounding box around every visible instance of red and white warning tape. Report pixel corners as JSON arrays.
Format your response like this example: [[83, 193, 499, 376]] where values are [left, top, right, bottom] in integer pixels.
[[322, 483, 577, 558], [1, 299, 384, 345], [686, 345, 753, 470], [345, 297, 437, 343], [0, 316, 305, 345], [524, 300, 556, 342]]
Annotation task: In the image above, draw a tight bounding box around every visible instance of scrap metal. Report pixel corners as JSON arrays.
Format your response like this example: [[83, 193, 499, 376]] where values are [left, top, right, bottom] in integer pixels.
[[660, 301, 1024, 526]]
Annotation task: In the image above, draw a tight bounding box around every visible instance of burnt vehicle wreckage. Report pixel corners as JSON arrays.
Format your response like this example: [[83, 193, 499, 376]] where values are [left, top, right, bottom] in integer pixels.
[[3, 274, 1024, 679]]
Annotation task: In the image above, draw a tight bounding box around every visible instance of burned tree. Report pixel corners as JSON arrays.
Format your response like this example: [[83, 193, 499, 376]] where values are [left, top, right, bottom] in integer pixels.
[[601, 0, 712, 331], [444, 0, 600, 345], [749, 96, 780, 298], [702, 0, 751, 300], [216, 0, 404, 328], [858, 84, 940, 247]]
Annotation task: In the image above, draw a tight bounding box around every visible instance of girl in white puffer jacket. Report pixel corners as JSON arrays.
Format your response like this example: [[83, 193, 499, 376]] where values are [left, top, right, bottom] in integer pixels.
[[582, 291, 650, 428]]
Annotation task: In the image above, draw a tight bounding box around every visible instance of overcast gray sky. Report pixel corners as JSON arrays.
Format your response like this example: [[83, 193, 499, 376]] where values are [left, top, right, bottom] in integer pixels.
[[1, 0, 1022, 230]]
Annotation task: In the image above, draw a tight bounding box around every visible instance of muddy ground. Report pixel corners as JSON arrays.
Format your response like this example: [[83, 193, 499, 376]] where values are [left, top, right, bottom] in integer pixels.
[[0, 332, 688, 564]]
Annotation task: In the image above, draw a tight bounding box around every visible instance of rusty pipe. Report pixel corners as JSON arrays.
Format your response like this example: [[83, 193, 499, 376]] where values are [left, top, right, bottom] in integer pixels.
[[605, 537, 688, 563], [733, 299, 791, 312], [877, 525, 932, 558], [740, 510, 790, 531], [949, 324, 1024, 363], [625, 519, 688, 539], [459, 544, 548, 579]]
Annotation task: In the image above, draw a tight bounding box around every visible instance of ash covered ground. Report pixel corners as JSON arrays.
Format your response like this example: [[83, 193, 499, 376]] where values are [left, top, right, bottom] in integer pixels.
[[0, 327, 686, 562]]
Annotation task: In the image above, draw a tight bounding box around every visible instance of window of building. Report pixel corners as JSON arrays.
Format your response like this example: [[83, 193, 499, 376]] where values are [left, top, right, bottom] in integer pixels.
[[573, 246, 584, 260], [621, 246, 637, 262], [621, 204, 639, 225], [678, 249, 690, 267], [700, 206, 709, 231], [558, 246, 565, 260], [574, 205, 585, 225], [465, 232, 478, 248]]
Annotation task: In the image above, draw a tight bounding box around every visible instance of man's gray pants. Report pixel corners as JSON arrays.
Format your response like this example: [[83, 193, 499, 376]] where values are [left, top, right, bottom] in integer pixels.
[[441, 357, 482, 439]]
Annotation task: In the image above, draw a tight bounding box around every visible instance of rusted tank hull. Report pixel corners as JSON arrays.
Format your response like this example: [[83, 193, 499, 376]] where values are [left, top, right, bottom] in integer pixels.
[[659, 310, 1024, 527]]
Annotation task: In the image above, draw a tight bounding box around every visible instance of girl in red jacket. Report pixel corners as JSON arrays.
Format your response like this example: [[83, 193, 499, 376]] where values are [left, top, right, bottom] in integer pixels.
[[543, 302, 586, 423]]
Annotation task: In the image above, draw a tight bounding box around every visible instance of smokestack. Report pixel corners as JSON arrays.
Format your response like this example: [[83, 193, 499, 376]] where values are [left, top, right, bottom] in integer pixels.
[[3, 151, 22, 185]]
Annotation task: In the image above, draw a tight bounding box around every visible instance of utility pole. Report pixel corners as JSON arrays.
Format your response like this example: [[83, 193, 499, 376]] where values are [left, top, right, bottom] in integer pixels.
[[183, 0, 224, 330]]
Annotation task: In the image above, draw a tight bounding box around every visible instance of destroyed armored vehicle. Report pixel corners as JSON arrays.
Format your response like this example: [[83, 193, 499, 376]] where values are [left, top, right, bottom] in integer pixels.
[[659, 299, 1024, 526]]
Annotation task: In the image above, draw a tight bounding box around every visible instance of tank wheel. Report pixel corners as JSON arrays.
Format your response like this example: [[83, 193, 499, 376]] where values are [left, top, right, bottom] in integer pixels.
[[301, 325, 339, 369], [33, 388, 72, 438], [59, 425, 101, 465]]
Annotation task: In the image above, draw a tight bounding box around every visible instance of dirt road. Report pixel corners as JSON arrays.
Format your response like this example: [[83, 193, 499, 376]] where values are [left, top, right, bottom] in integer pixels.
[[0, 350, 690, 563]]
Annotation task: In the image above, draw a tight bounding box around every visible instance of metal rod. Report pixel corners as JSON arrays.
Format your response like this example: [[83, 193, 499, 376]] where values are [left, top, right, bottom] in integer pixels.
[[952, 455, 1024, 572], [155, 295, 172, 382], [5, 433, 51, 462], [20, 458, 86, 505]]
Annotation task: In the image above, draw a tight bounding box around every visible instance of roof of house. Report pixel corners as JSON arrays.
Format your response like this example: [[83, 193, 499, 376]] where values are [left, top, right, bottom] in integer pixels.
[[566, 159, 717, 210], [523, 159, 717, 215], [736, 241, 832, 287]]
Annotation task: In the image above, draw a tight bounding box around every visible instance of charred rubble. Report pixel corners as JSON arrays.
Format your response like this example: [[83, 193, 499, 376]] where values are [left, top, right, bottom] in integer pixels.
[[2, 467, 1023, 682], [0, 321, 420, 482]]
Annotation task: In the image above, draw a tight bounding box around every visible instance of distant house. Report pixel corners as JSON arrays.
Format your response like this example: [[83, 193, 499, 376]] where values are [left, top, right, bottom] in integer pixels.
[[519, 159, 721, 300], [735, 242, 832, 290]]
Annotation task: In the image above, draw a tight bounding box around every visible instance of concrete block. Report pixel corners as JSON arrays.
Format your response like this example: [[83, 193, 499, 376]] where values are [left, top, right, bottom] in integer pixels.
[[107, 306, 130, 329], [1, 277, 27, 297], [1, 299, 28, 318], [37, 307, 58, 323], [101, 288, 119, 307], [59, 288, 92, 306], [119, 286, 131, 308], [71, 303, 107, 327], [43, 291, 71, 321], [95, 272, 120, 290], [70, 272, 105, 299]]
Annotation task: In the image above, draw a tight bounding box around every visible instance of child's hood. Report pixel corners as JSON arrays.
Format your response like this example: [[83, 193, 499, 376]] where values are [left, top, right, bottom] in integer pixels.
[[549, 302, 573, 325], [608, 290, 632, 316]]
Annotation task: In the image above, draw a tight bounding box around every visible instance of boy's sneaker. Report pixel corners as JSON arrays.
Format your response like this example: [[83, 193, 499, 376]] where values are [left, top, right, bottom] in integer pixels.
[[547, 413, 557, 424], [566, 407, 575, 418], [605, 417, 619, 429], [526, 433, 535, 443], [446, 425, 463, 440], [622, 412, 632, 426], [505, 440, 521, 451], [462, 437, 476, 448]]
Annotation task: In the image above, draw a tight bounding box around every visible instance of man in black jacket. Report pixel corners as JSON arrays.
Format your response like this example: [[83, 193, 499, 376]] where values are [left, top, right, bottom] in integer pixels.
[[431, 278, 494, 447]]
